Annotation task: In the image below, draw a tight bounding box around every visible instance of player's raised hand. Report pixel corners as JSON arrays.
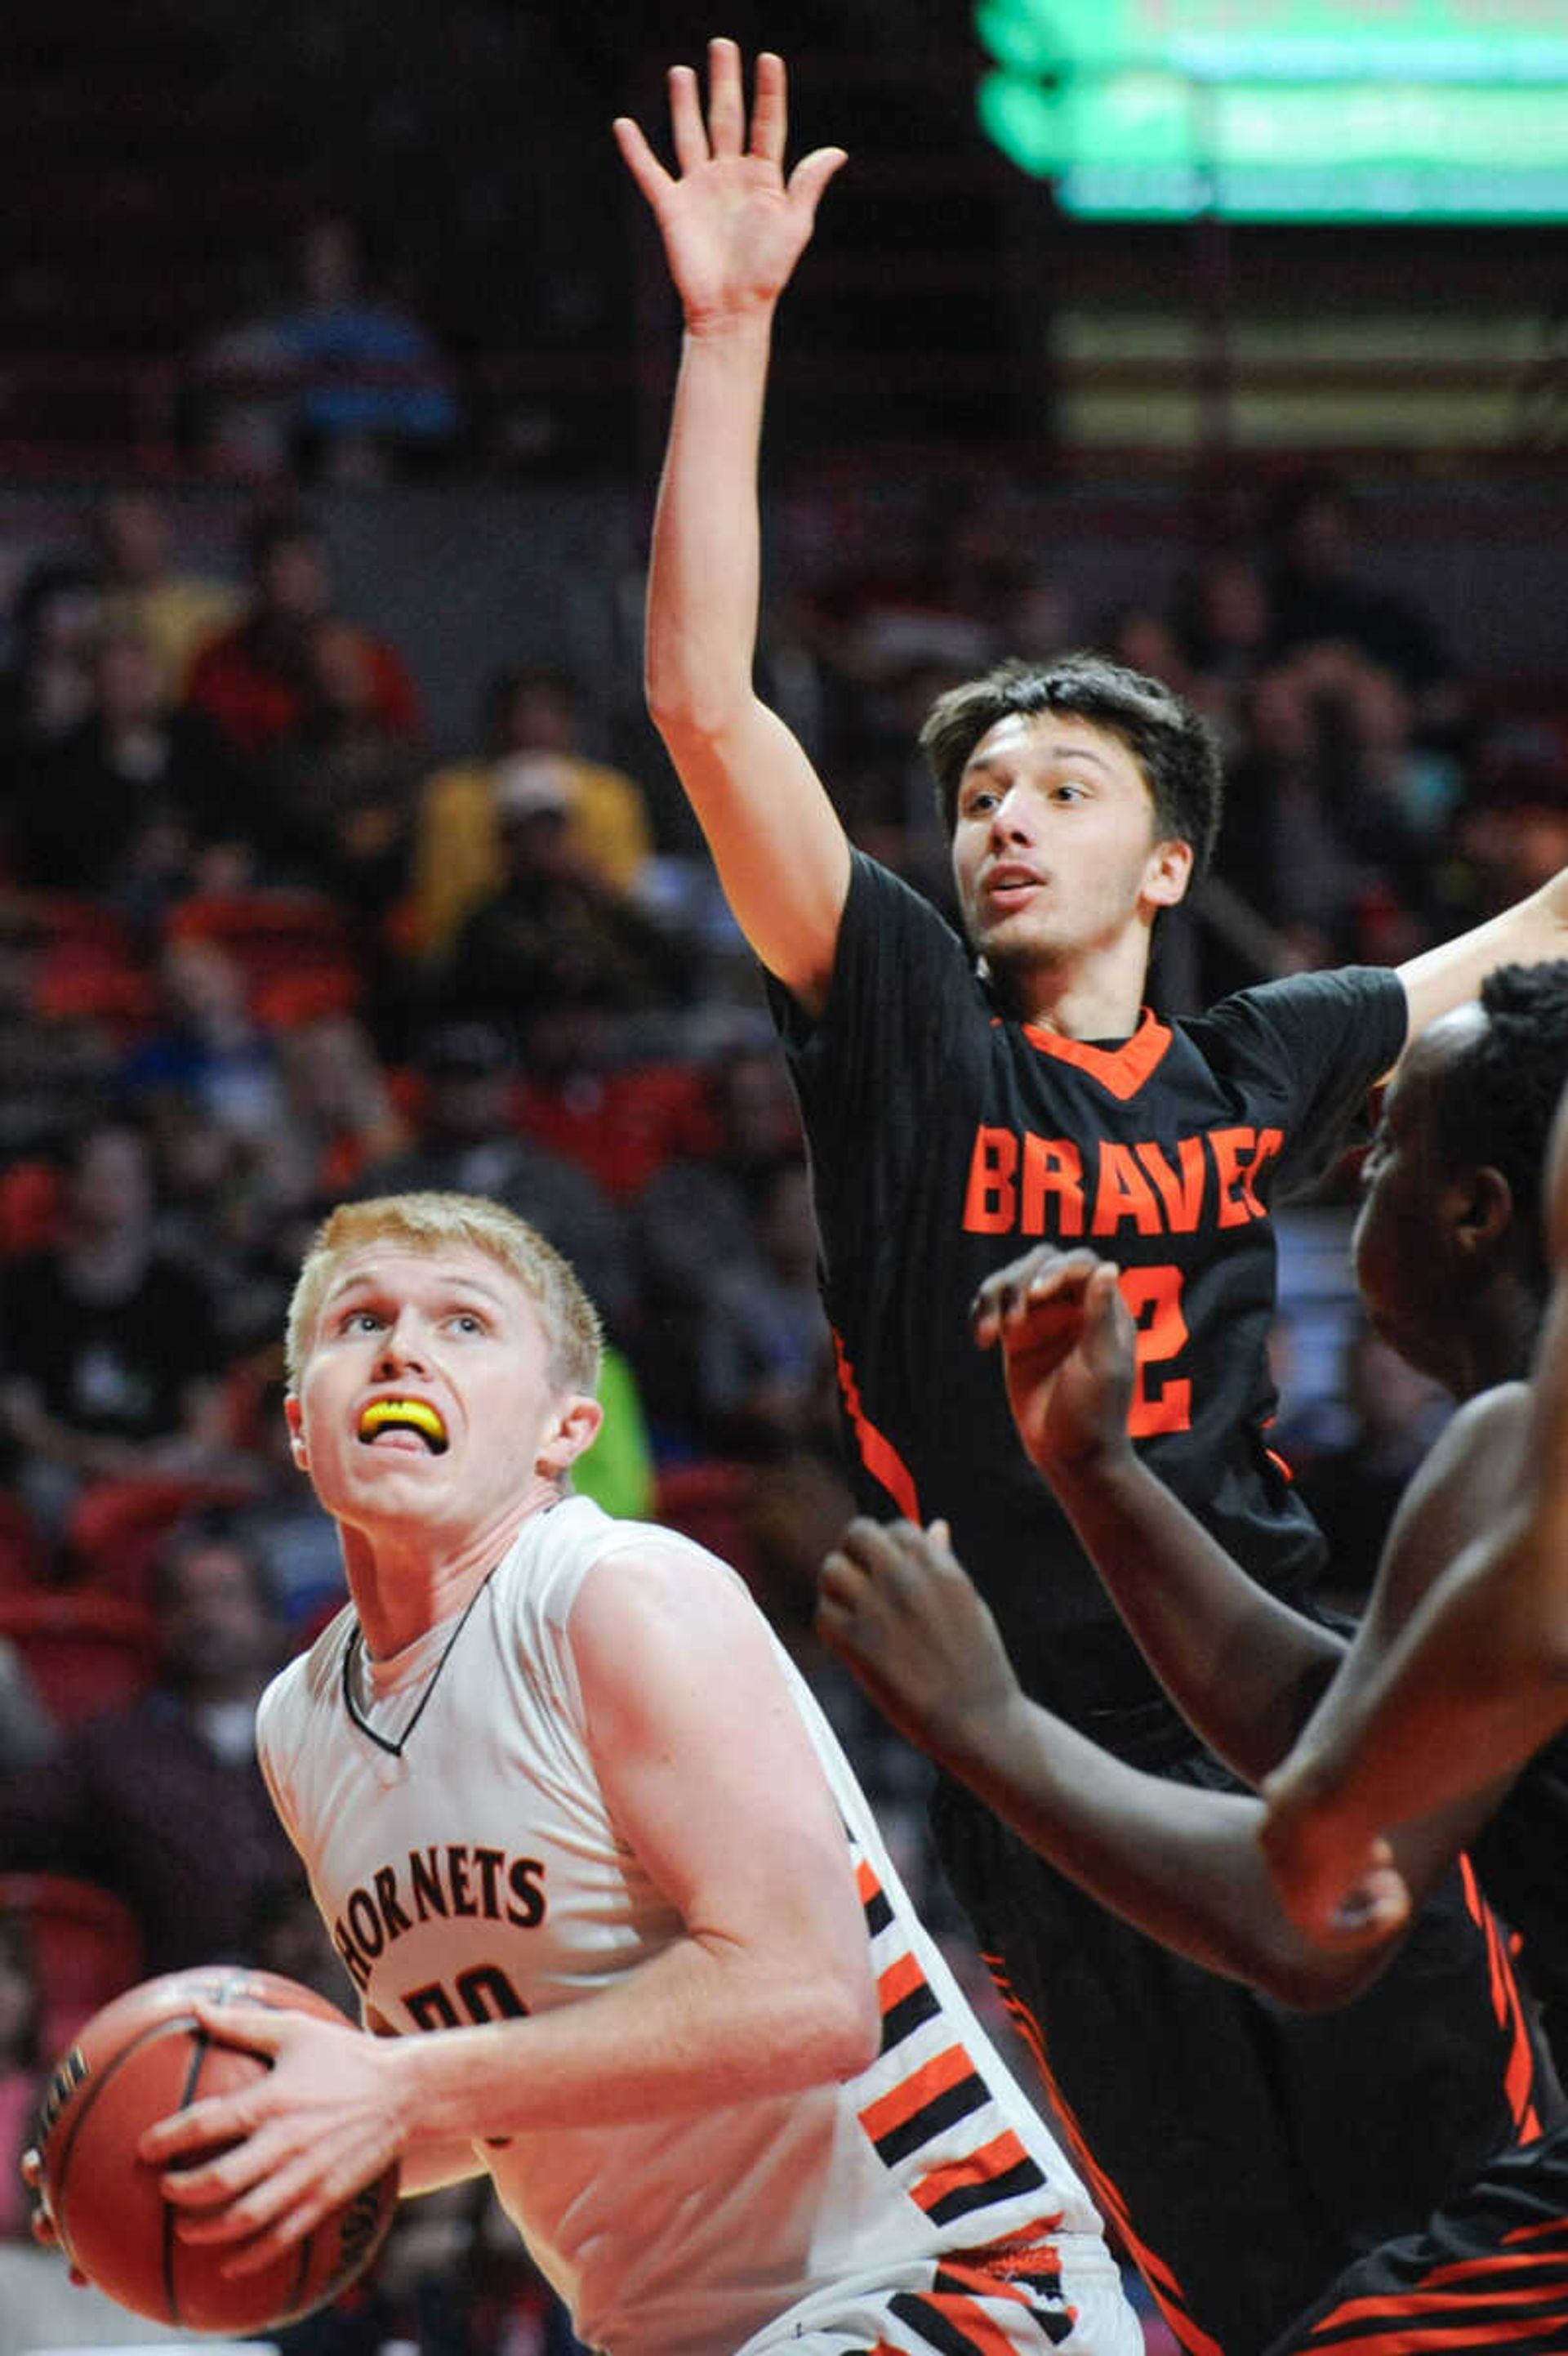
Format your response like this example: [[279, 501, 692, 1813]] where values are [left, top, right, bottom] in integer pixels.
[[817, 1517, 1024, 1772], [971, 1245, 1137, 1476], [614, 40, 846, 331]]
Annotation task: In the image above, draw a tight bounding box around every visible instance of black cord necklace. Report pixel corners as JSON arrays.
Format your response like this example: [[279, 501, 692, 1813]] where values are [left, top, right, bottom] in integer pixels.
[[341, 1566, 497, 1759]]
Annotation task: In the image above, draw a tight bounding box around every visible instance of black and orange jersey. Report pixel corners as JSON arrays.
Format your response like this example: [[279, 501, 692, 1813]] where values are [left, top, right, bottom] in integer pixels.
[[773, 853, 1407, 1730]]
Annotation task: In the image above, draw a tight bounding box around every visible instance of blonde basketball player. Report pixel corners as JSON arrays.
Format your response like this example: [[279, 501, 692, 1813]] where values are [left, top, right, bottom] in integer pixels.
[[103, 1193, 1138, 2356]]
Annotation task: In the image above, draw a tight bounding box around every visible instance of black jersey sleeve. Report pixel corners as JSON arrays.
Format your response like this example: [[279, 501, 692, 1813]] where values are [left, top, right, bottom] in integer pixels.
[[766, 852, 982, 1252], [1183, 965, 1407, 1198]]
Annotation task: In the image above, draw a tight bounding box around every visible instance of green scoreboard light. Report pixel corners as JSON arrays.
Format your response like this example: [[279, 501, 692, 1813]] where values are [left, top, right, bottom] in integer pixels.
[[976, 0, 1568, 221]]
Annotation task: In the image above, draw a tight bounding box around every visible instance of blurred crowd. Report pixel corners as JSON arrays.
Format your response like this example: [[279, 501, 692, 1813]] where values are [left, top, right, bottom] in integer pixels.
[[0, 457, 1564, 2353]]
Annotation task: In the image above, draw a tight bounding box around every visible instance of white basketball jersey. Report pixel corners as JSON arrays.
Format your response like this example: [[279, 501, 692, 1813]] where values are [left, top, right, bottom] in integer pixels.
[[257, 1497, 1133, 2356]]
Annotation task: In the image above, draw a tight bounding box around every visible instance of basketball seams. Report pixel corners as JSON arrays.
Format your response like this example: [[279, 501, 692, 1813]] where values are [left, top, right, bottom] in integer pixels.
[[40, 1966, 397, 2332], [51, 2015, 207, 2276]]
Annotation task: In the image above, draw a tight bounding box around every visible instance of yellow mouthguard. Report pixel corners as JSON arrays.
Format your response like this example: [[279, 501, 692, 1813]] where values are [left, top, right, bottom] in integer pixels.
[[359, 1398, 448, 1447]]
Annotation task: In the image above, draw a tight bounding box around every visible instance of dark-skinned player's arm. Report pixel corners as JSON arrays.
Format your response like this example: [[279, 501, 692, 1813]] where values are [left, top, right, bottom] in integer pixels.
[[816, 1515, 1428, 2005], [616, 41, 849, 1017], [967, 1247, 1348, 1783], [969, 1245, 1529, 1800], [1263, 1091, 1568, 1943]]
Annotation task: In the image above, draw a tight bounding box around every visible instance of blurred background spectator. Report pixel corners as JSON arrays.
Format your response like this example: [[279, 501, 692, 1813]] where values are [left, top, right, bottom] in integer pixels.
[[91, 490, 241, 696], [0, 1516, 302, 1976], [197, 212, 464, 487], [0, 1118, 250, 1538], [409, 659, 656, 966], [184, 509, 421, 769]]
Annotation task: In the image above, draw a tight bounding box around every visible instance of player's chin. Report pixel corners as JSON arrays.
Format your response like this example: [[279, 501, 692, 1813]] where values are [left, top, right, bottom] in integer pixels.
[[977, 912, 1059, 976]]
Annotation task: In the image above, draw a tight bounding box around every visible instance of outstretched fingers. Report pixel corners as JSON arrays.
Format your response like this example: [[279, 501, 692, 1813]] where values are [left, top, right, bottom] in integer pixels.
[[704, 35, 747, 158], [612, 113, 674, 208], [667, 60, 712, 176], [788, 145, 849, 221], [749, 48, 788, 164]]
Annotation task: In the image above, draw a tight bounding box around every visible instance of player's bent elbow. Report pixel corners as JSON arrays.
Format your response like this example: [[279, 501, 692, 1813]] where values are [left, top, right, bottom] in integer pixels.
[[647, 682, 749, 767], [807, 1963, 883, 2083]]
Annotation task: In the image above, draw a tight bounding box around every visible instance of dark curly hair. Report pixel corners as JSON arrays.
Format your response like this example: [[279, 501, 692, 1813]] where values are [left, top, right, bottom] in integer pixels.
[[1431, 959, 1568, 1283], [917, 650, 1225, 883]]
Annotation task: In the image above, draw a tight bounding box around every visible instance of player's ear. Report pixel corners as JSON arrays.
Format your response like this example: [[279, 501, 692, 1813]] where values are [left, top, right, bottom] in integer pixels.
[[284, 1393, 309, 1469], [1451, 1162, 1512, 1256], [1143, 836, 1193, 909], [537, 1393, 604, 1477]]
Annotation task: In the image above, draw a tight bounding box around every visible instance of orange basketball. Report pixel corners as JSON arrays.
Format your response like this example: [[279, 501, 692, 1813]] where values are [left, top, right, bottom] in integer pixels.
[[35, 1964, 400, 2334]]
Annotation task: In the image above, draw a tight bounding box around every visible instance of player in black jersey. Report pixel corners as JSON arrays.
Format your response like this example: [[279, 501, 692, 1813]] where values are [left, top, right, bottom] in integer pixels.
[[1261, 1030, 1568, 1972], [617, 43, 1568, 2354], [819, 962, 1568, 2351]]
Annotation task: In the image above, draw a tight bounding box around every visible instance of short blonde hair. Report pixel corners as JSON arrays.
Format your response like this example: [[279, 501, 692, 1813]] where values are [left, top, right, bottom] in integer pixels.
[[285, 1193, 603, 1394]]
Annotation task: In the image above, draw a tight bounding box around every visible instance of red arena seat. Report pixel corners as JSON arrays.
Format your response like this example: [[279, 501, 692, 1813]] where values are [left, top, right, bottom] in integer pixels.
[[0, 1591, 160, 1725], [0, 1872, 145, 2063]]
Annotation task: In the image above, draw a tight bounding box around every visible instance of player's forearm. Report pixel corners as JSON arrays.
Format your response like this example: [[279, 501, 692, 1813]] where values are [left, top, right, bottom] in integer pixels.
[[645, 315, 773, 752], [382, 1932, 878, 2146], [945, 1688, 1374, 2008], [1272, 1505, 1568, 1845], [1398, 864, 1568, 1044], [1048, 1446, 1344, 1782], [641, 310, 849, 999]]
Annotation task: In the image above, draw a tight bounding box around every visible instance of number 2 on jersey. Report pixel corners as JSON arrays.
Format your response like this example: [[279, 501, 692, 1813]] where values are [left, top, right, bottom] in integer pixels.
[[1119, 1262, 1192, 1436]]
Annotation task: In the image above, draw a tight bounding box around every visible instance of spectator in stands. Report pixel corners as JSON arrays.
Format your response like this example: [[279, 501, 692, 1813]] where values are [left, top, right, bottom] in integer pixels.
[[0, 1514, 303, 1974], [0, 1118, 244, 1536], [184, 509, 421, 763], [631, 1045, 807, 1444], [91, 490, 241, 696], [227, 1367, 350, 1643], [0, 560, 103, 788], [349, 1017, 635, 1336], [270, 1012, 410, 1209], [11, 618, 247, 904], [270, 213, 463, 486], [259, 614, 423, 924], [1172, 547, 1273, 744], [409, 660, 656, 962], [0, 895, 115, 1163], [122, 934, 287, 1144], [443, 756, 693, 1054], [1215, 645, 1441, 974], [1260, 466, 1456, 721], [694, 1158, 837, 1459]]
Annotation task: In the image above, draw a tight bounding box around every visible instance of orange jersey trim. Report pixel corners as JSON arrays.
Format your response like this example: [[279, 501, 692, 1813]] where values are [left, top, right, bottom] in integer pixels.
[[859, 2044, 979, 2147], [911, 2130, 1036, 2216], [1459, 1852, 1547, 2143], [833, 1331, 920, 1523], [1015, 1005, 1173, 1102]]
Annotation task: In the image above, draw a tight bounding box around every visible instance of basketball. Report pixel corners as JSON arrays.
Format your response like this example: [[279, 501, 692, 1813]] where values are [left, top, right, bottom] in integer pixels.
[[34, 1964, 400, 2334]]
